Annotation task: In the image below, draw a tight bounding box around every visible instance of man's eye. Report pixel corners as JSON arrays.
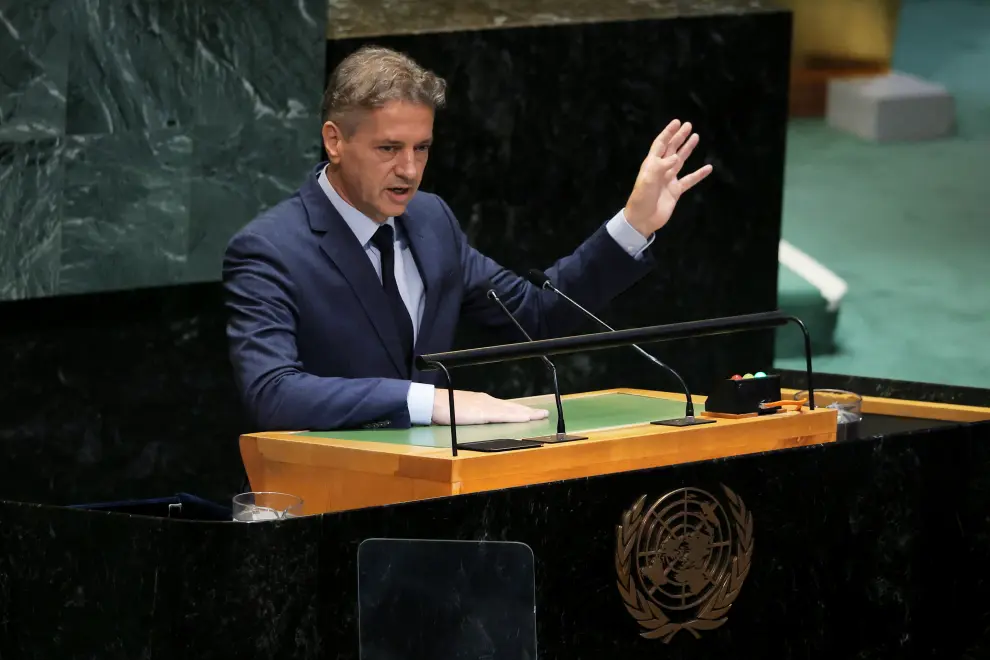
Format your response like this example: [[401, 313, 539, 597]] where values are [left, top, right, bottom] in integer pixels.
[[379, 146, 396, 153]]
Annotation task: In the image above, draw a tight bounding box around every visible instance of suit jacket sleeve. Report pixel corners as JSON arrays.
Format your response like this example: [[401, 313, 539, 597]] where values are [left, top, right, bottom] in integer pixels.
[[223, 230, 413, 431], [438, 198, 657, 339]]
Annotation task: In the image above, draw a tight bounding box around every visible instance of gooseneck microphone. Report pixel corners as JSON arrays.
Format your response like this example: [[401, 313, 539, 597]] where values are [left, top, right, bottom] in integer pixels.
[[486, 288, 587, 443], [525, 269, 714, 427]]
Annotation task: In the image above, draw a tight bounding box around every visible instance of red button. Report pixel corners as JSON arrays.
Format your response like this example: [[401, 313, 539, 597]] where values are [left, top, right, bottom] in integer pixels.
[[731, 374, 742, 380]]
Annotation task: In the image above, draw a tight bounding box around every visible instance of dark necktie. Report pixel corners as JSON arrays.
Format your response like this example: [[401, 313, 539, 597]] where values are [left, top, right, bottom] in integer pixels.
[[370, 223, 414, 374]]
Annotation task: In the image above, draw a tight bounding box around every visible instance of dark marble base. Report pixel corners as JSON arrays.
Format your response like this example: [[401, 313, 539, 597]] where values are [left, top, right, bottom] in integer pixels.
[[0, 283, 249, 506], [2, 419, 990, 658]]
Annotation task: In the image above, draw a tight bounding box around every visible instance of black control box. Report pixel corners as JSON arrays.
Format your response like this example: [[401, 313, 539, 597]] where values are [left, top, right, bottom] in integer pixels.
[[704, 373, 783, 416]]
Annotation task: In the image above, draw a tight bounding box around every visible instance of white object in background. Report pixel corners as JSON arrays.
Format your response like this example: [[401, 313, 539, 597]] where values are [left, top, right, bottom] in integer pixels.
[[826, 72, 955, 142], [778, 240, 848, 312]]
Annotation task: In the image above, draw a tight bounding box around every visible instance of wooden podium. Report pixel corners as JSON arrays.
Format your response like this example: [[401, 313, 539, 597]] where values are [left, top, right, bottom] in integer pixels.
[[239, 388, 839, 515]]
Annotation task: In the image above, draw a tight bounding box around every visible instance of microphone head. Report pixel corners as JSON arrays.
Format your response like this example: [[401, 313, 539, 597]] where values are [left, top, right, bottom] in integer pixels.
[[525, 269, 552, 289], [485, 288, 499, 302]]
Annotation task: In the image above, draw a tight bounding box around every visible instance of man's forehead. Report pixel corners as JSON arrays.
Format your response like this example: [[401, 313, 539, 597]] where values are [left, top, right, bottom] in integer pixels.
[[360, 102, 433, 131], [363, 123, 434, 144]]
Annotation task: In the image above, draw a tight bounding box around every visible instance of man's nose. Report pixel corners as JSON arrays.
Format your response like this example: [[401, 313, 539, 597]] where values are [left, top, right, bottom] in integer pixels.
[[395, 149, 418, 179]]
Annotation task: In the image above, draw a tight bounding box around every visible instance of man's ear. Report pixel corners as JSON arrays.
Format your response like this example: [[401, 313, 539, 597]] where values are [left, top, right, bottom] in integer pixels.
[[322, 120, 344, 164]]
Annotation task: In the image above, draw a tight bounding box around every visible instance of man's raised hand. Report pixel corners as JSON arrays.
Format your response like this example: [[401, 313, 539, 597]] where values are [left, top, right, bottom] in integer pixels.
[[623, 119, 714, 238]]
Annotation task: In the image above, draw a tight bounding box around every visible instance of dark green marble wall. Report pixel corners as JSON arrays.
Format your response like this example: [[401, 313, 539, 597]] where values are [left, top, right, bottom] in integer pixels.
[[0, 0, 326, 301], [1, 0, 782, 302]]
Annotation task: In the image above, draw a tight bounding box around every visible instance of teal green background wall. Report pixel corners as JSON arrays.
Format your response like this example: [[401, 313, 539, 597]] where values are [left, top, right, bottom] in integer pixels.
[[774, 0, 990, 389]]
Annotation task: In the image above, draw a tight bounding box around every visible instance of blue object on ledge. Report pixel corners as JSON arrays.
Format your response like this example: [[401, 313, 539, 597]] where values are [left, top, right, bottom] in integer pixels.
[[67, 492, 232, 521]]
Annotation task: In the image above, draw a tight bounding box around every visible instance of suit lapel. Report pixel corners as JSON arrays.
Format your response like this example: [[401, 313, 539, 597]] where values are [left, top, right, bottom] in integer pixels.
[[301, 170, 408, 376], [401, 213, 445, 355]]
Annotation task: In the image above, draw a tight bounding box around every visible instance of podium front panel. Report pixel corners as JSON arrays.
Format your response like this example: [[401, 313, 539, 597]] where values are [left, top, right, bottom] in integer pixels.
[[357, 538, 537, 660]]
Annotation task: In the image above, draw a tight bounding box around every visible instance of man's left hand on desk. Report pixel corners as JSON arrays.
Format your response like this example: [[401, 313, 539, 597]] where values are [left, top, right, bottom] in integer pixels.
[[431, 389, 550, 426]]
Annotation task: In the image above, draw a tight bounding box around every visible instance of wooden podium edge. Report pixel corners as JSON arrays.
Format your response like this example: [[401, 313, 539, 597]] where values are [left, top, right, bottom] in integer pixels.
[[240, 388, 841, 514], [239, 388, 990, 514], [778, 387, 990, 423]]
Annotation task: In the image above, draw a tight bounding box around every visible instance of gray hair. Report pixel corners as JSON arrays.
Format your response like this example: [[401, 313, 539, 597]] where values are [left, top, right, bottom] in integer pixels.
[[321, 45, 447, 134]]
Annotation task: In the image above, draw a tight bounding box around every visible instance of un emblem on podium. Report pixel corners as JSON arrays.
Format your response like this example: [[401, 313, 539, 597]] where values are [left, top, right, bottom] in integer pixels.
[[615, 485, 753, 643]]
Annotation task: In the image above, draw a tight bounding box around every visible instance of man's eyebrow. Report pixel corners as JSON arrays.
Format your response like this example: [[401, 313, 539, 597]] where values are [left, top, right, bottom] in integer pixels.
[[377, 138, 433, 146]]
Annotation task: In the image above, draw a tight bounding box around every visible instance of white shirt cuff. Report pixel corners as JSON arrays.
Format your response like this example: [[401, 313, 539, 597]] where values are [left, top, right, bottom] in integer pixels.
[[407, 382, 436, 425], [606, 208, 654, 259]]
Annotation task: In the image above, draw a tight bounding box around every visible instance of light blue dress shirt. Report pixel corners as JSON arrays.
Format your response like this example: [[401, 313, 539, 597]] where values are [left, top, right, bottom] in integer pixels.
[[317, 167, 654, 425]]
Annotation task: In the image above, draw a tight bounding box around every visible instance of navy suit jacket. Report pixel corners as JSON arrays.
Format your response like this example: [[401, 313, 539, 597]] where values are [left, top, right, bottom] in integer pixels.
[[222, 163, 656, 431]]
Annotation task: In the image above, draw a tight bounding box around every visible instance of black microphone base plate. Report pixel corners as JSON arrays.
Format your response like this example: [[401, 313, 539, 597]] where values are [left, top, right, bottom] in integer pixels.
[[459, 438, 545, 452], [522, 432, 588, 444], [651, 416, 717, 427]]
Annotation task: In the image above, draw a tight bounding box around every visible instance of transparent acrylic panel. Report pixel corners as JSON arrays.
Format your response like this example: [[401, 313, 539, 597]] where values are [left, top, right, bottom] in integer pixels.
[[357, 538, 537, 660]]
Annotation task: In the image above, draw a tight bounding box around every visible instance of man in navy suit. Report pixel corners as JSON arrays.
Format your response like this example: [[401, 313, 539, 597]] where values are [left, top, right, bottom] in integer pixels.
[[223, 46, 713, 432]]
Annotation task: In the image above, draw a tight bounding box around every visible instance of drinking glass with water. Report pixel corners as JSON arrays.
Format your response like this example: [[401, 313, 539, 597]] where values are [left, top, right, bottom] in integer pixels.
[[232, 491, 303, 522], [796, 388, 863, 441]]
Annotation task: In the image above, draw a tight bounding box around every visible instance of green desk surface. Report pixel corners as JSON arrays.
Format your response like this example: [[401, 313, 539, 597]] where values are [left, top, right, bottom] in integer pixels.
[[294, 392, 700, 448]]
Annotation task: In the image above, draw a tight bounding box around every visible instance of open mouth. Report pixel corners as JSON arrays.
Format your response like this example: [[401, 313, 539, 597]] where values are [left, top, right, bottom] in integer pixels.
[[386, 186, 412, 199]]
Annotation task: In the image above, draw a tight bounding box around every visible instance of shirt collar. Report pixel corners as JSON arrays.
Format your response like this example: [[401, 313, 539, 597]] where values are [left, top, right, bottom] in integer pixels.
[[317, 165, 396, 247]]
